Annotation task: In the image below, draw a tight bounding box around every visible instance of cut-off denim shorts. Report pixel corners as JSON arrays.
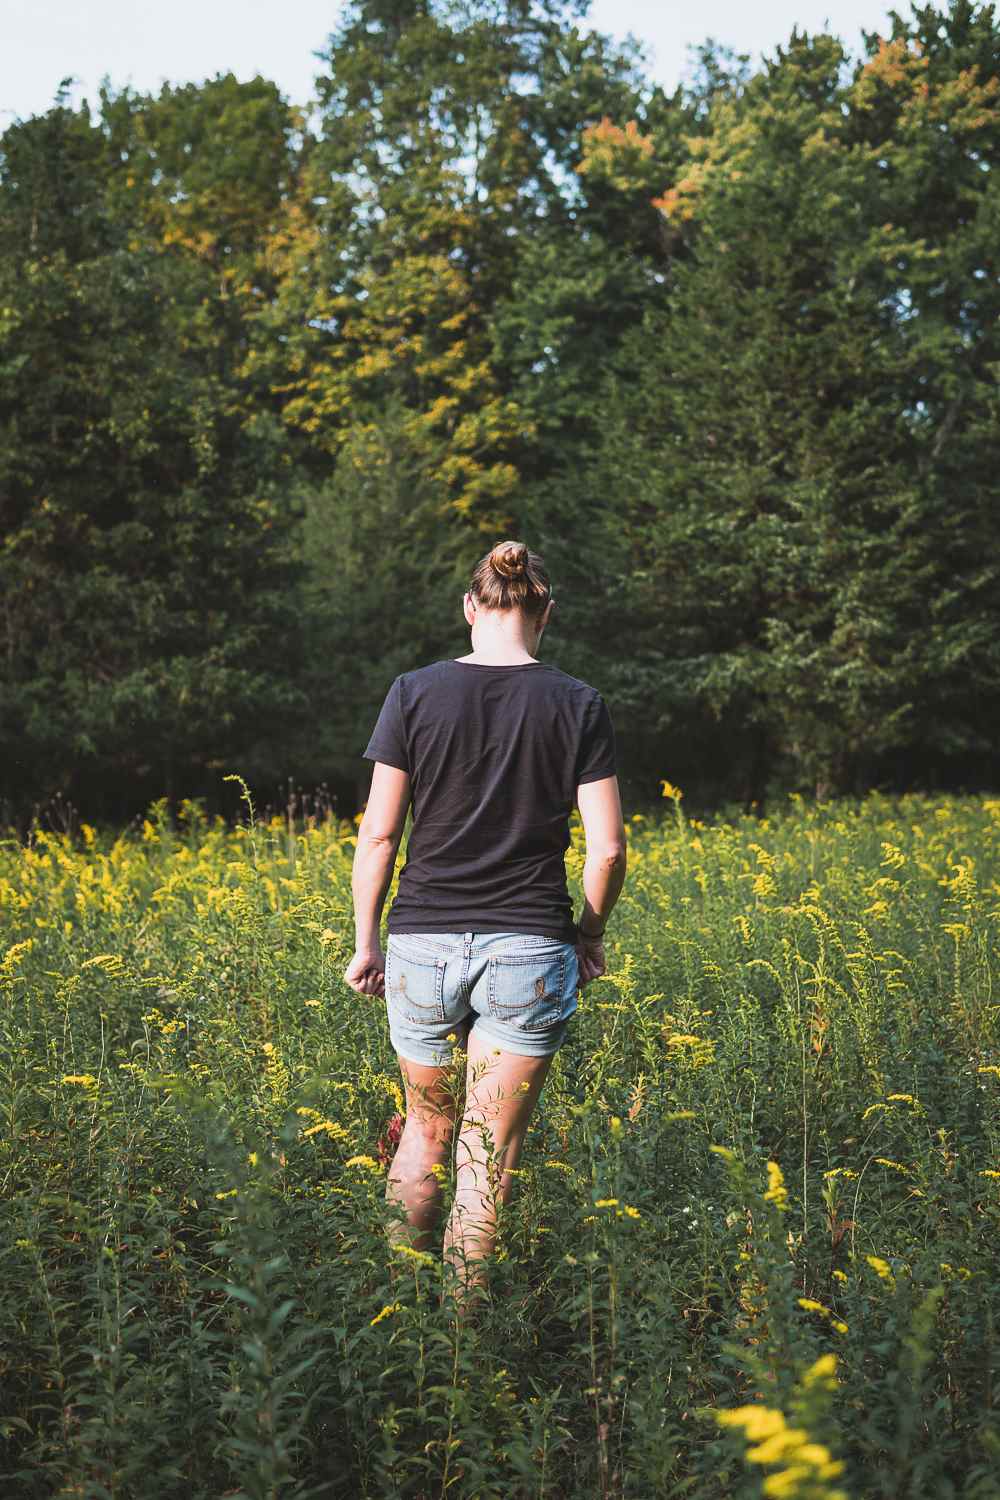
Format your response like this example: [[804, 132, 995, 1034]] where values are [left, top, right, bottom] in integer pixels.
[[384, 931, 580, 1068]]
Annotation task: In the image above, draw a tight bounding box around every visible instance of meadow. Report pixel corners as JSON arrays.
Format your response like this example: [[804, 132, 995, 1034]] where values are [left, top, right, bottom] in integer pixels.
[[1, 786, 999, 1500]]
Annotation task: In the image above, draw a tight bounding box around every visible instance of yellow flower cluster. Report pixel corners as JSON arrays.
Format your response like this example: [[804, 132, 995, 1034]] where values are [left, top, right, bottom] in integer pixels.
[[664, 1032, 716, 1068], [300, 1118, 350, 1143], [764, 1161, 789, 1210], [798, 1297, 848, 1335], [592, 1197, 642, 1220], [866, 1255, 896, 1286], [370, 1301, 400, 1327], [717, 1355, 847, 1499], [393, 1245, 435, 1267]]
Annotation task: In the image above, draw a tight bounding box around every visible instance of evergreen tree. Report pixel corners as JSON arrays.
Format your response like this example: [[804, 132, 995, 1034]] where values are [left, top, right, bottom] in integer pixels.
[[0, 84, 305, 818]]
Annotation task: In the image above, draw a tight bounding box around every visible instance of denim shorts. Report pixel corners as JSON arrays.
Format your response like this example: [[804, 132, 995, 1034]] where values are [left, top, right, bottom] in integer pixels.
[[384, 931, 580, 1067]]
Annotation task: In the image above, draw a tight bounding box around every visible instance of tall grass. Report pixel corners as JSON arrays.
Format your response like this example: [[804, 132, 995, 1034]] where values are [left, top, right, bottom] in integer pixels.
[[1, 790, 998, 1498]]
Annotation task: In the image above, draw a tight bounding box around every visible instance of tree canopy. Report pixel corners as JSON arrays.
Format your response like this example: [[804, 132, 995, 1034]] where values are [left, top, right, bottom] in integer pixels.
[[1, 1, 997, 824]]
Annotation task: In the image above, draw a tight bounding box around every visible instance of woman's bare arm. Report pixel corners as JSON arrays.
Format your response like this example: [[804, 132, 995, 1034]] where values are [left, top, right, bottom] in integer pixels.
[[345, 762, 410, 995]]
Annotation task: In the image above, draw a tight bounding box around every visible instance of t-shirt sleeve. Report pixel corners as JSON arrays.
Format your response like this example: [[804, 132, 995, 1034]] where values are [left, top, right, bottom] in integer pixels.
[[576, 693, 617, 785], [362, 676, 410, 773]]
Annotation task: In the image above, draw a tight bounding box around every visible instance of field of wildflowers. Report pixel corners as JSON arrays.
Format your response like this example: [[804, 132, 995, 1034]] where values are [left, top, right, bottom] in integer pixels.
[[1, 788, 999, 1499]]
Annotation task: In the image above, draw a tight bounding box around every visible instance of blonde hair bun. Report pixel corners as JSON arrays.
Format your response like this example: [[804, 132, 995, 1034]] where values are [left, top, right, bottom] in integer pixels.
[[489, 540, 528, 579]]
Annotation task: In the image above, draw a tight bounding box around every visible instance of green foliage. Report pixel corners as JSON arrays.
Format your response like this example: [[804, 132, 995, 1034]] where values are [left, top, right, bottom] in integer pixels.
[[1, 2, 999, 821], [0, 83, 307, 819], [2, 792, 1000, 1495]]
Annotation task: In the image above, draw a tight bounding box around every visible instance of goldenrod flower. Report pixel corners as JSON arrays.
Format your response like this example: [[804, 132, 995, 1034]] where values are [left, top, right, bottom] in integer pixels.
[[798, 1297, 848, 1334], [302, 1120, 350, 1142], [717, 1406, 787, 1442], [393, 1245, 435, 1266], [370, 1301, 400, 1326], [764, 1160, 788, 1210]]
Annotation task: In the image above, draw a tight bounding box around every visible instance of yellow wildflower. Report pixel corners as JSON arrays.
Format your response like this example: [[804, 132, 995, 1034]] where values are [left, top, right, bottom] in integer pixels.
[[798, 1298, 848, 1334], [717, 1406, 787, 1442], [393, 1245, 435, 1267], [866, 1255, 895, 1285], [370, 1301, 401, 1327], [302, 1120, 350, 1141], [764, 1160, 788, 1210]]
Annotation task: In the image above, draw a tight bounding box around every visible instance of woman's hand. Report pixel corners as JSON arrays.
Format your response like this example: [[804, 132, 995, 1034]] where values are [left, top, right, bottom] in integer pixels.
[[344, 947, 386, 997], [575, 932, 606, 990]]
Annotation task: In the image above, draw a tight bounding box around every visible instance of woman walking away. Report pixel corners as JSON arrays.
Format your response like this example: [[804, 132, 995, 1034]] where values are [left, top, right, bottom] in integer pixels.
[[343, 540, 627, 1309]]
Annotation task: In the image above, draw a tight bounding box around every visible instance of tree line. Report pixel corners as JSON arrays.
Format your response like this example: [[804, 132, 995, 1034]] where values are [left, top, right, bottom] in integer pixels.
[[1, 0, 997, 826]]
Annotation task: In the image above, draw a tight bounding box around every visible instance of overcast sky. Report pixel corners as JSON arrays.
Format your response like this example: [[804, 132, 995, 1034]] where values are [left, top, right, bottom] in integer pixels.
[[3, 0, 903, 124]]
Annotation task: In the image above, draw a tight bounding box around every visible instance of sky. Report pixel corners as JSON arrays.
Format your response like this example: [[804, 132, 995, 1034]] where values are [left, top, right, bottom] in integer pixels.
[[2, 0, 903, 125]]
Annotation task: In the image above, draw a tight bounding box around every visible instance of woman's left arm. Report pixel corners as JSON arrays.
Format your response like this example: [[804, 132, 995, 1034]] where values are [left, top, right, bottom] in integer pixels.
[[344, 762, 411, 996]]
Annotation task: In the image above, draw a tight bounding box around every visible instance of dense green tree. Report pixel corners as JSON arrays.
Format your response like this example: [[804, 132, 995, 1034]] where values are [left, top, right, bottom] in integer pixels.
[[251, 0, 684, 795], [1, 3, 997, 822], [570, 10, 1000, 800], [0, 84, 305, 819]]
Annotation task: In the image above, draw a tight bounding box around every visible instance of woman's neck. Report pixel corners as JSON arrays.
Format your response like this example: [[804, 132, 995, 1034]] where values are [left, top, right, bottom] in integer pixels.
[[455, 649, 539, 665]]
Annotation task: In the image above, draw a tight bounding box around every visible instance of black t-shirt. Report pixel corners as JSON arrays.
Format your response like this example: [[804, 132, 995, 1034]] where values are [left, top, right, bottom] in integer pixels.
[[362, 659, 617, 941]]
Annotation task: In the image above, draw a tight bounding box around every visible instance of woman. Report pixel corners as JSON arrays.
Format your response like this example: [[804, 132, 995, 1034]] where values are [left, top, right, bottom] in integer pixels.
[[343, 540, 627, 1303]]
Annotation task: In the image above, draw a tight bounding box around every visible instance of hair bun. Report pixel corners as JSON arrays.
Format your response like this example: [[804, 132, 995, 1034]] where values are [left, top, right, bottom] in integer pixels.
[[489, 540, 528, 580]]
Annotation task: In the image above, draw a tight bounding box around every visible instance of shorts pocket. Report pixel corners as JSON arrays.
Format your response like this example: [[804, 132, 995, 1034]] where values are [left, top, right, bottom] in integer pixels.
[[385, 948, 446, 1025], [487, 950, 567, 1031]]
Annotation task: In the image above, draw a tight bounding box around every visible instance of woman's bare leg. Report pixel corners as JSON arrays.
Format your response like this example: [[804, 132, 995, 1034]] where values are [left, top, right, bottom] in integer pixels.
[[444, 1032, 554, 1303], [387, 1054, 462, 1250]]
